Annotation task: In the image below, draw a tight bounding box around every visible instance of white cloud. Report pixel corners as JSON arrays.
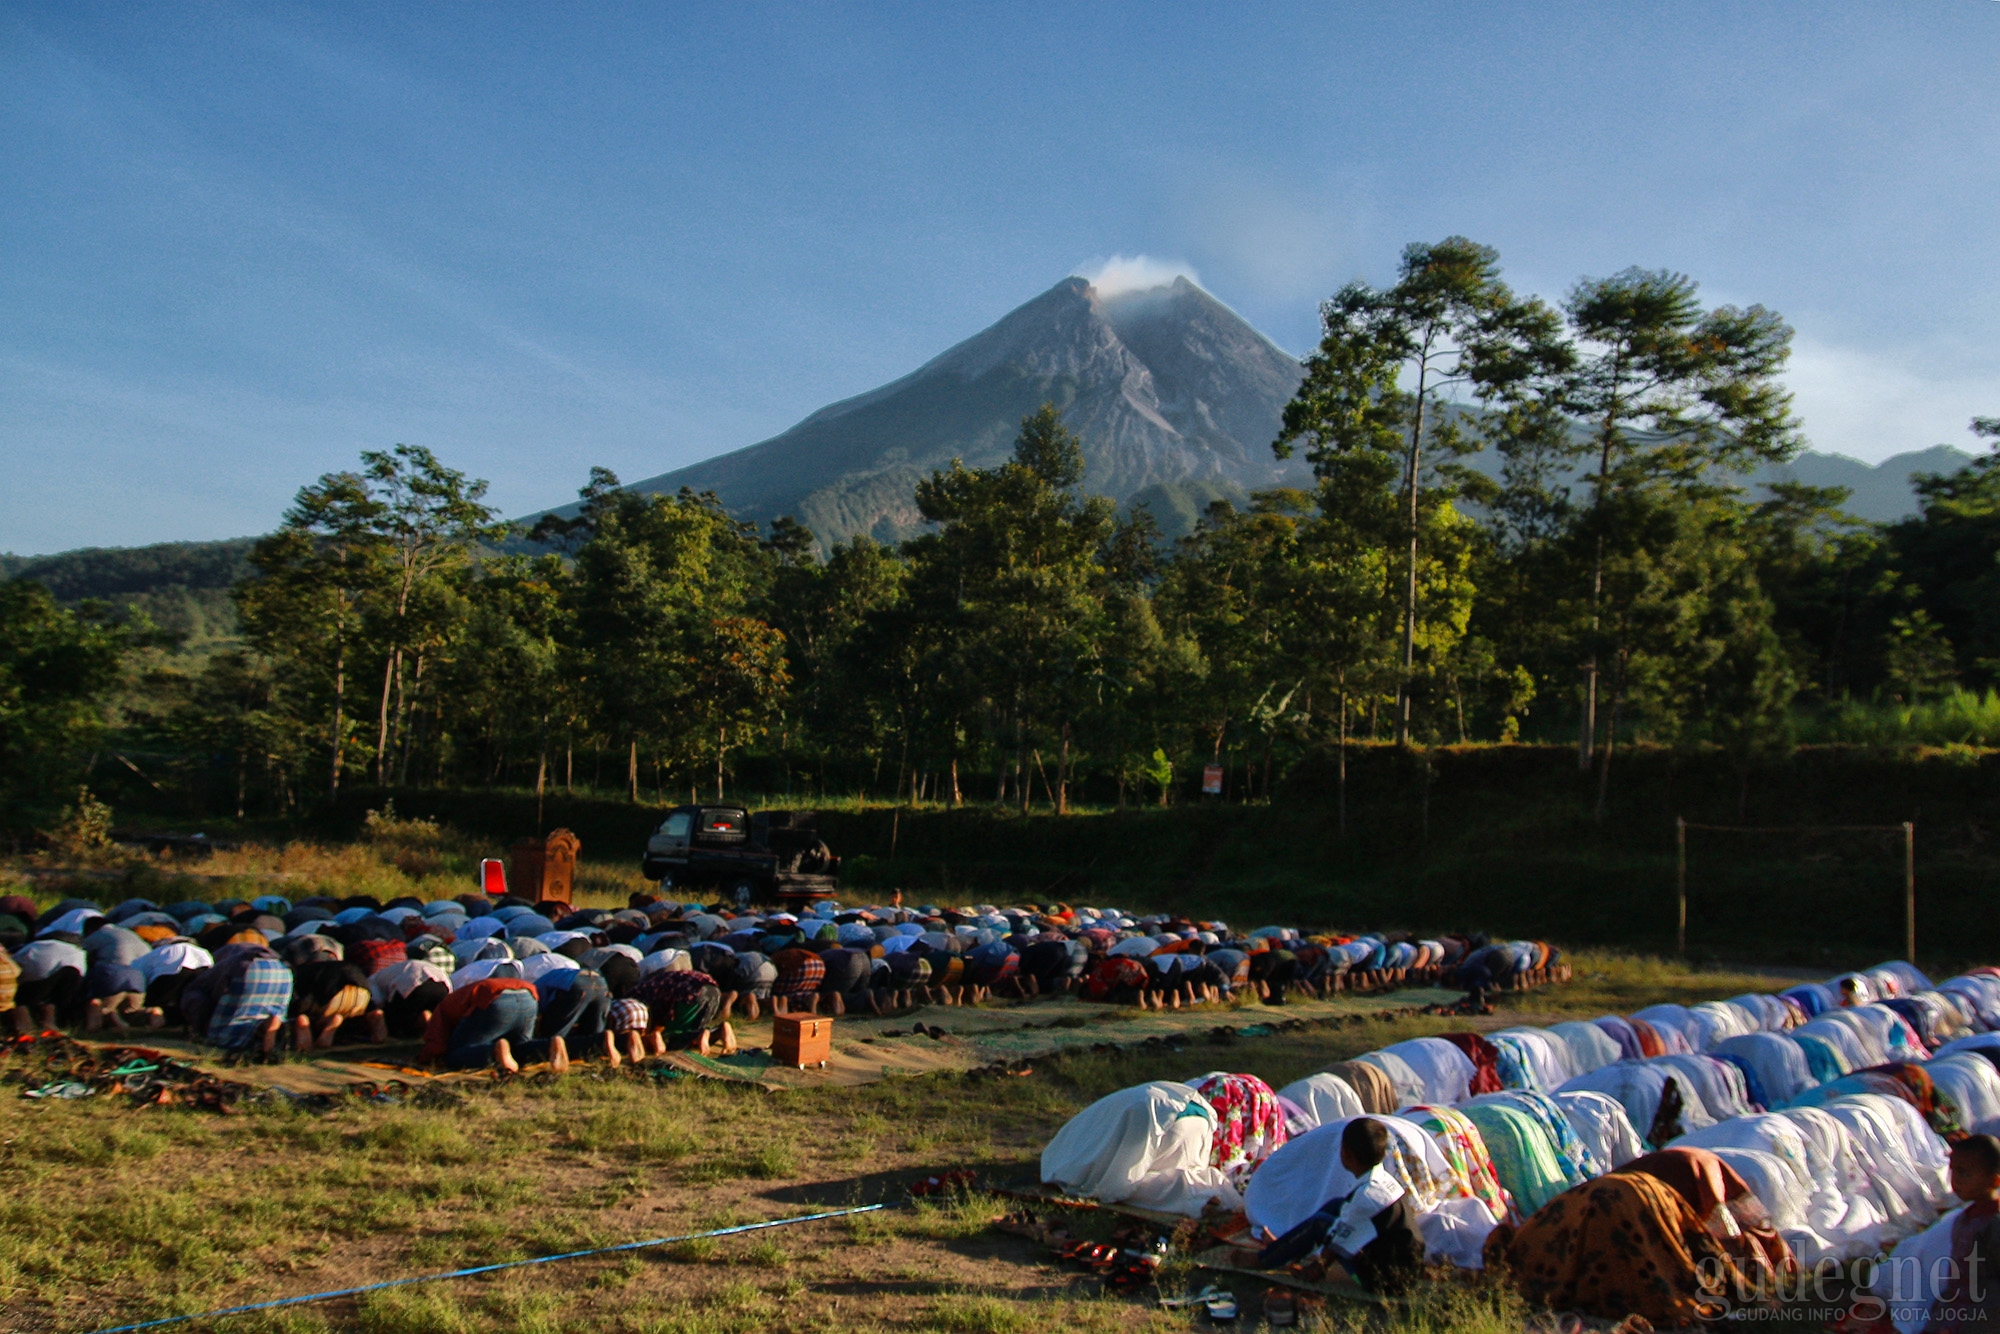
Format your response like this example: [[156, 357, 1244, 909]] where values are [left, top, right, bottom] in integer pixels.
[[1073, 254, 1200, 298], [1784, 337, 1998, 463]]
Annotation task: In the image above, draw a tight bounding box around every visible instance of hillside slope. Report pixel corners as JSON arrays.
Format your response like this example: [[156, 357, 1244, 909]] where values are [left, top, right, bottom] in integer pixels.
[[592, 276, 1314, 543]]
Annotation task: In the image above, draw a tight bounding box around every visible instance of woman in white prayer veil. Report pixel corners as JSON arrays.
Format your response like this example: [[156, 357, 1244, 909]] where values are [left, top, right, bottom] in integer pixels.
[[1278, 1072, 1365, 1129], [1552, 1090, 1646, 1170], [1365, 1038, 1477, 1107], [1550, 1021, 1621, 1076], [1040, 1081, 1241, 1216]]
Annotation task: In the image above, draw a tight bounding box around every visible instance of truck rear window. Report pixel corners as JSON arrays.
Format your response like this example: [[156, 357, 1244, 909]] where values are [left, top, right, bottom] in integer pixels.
[[700, 810, 748, 837]]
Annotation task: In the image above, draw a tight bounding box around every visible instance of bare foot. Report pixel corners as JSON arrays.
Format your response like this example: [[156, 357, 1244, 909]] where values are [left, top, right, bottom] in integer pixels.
[[259, 1015, 284, 1056], [145, 1008, 166, 1029], [492, 1039, 520, 1074], [292, 1015, 314, 1051], [364, 1011, 388, 1043], [316, 1015, 344, 1050], [548, 1036, 569, 1075], [603, 1033, 622, 1069], [85, 1000, 105, 1033], [717, 1022, 738, 1056]]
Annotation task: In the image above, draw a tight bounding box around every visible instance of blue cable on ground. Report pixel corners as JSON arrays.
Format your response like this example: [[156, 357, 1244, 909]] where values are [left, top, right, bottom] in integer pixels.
[[85, 1202, 898, 1334]]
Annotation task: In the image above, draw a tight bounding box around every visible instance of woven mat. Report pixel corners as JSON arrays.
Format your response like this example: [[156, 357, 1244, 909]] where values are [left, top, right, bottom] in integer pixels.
[[36, 978, 1529, 1095]]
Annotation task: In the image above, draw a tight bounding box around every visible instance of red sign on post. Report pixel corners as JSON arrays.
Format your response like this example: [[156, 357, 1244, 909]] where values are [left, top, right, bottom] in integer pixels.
[[1202, 764, 1224, 796]]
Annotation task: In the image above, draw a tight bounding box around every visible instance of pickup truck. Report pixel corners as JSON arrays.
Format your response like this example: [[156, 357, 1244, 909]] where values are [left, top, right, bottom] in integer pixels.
[[640, 806, 841, 908]]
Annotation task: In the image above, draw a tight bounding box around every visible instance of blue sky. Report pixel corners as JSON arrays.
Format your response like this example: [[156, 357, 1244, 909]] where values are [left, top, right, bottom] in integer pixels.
[[3, 2, 1996, 554]]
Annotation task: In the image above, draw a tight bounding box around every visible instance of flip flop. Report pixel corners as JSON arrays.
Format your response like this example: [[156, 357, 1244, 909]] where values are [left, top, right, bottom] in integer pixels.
[[1158, 1284, 1220, 1310], [1264, 1289, 1296, 1327], [1058, 1241, 1117, 1269], [1203, 1291, 1238, 1324]]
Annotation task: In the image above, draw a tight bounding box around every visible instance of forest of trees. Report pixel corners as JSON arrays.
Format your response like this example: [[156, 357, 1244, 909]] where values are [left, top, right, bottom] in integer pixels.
[[7, 239, 2000, 833]]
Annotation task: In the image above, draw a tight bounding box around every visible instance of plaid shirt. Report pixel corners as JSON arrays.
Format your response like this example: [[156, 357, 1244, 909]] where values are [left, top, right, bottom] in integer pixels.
[[206, 956, 294, 1050], [631, 968, 716, 1009], [349, 938, 407, 976], [770, 948, 826, 997]]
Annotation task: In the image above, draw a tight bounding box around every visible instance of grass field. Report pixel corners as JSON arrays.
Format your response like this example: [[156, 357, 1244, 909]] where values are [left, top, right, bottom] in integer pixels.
[[0, 951, 1780, 1334], [0, 809, 1864, 1332]]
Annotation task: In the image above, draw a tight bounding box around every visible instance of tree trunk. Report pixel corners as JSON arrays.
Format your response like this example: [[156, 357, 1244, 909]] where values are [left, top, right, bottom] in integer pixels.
[[1016, 715, 1030, 815], [627, 739, 639, 804], [565, 743, 573, 794], [374, 648, 399, 785], [1593, 668, 1625, 823], [950, 756, 962, 808], [1056, 724, 1071, 815], [391, 650, 409, 781], [1396, 343, 1433, 748], [1337, 680, 1349, 837], [396, 652, 425, 786], [1581, 383, 1620, 771], [329, 640, 346, 802], [535, 750, 547, 831], [716, 727, 727, 802]]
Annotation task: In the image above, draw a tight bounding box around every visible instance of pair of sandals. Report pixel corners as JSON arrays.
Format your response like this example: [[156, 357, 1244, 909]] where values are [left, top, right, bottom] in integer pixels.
[[1163, 1284, 1304, 1326], [1159, 1285, 1237, 1323], [1054, 1240, 1161, 1290]]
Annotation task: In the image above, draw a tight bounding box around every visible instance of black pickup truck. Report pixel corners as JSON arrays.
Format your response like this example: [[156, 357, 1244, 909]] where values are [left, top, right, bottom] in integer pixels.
[[640, 806, 841, 908]]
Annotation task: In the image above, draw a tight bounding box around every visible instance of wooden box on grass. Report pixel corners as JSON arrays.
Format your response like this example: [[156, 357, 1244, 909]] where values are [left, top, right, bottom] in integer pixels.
[[772, 1015, 832, 1068]]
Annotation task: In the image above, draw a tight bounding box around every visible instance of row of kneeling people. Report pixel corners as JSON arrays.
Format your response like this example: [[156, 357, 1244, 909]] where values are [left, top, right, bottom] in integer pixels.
[[1042, 959, 2000, 1328], [0, 890, 1557, 1068]]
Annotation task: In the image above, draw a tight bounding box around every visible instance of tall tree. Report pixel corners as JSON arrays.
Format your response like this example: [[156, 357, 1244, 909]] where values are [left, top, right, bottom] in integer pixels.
[[1560, 268, 1802, 773], [356, 445, 502, 784], [236, 471, 385, 800], [903, 404, 1115, 813], [567, 482, 776, 800], [0, 580, 126, 830], [1884, 417, 2000, 688], [1277, 237, 1569, 744]]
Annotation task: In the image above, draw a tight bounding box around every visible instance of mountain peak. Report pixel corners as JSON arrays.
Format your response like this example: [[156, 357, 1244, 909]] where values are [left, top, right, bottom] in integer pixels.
[[596, 276, 1312, 544]]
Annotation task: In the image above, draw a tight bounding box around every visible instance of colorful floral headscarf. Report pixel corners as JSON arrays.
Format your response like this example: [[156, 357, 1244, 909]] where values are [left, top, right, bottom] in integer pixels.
[[1185, 1072, 1289, 1189], [1406, 1103, 1516, 1223]]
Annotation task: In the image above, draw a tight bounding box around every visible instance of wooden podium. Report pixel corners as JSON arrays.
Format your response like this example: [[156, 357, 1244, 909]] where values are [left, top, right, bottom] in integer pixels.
[[508, 828, 579, 906]]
